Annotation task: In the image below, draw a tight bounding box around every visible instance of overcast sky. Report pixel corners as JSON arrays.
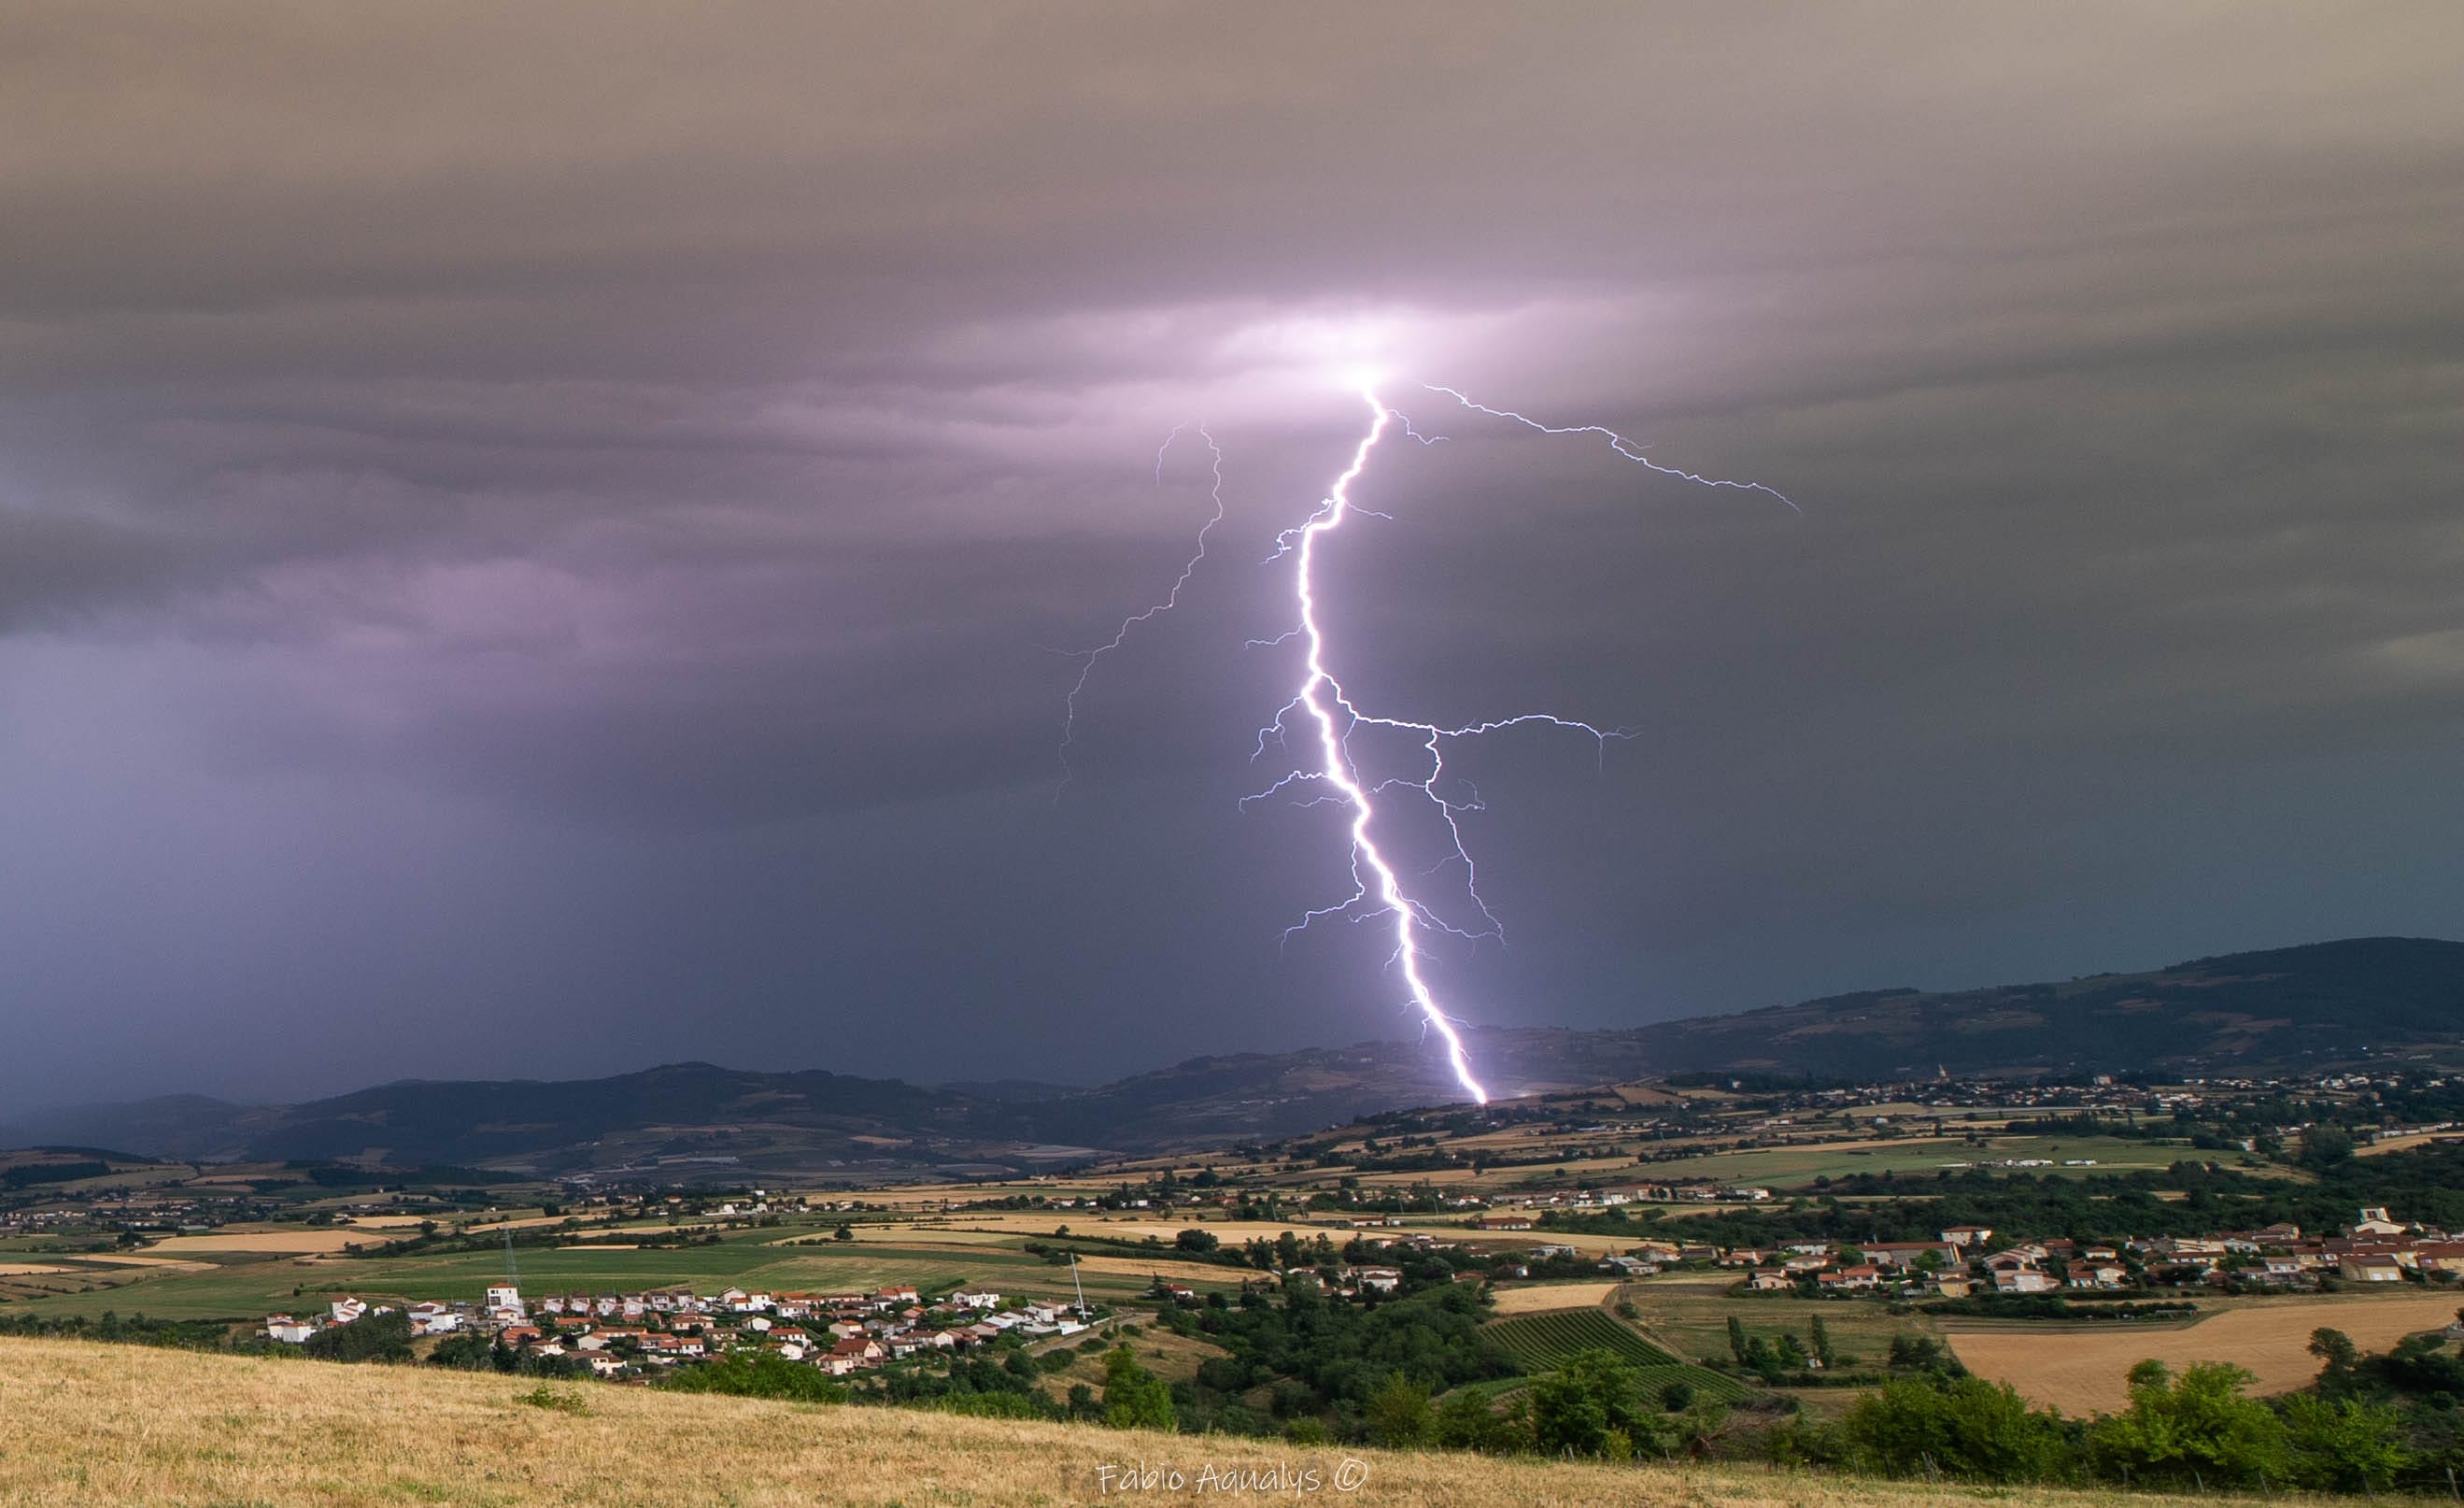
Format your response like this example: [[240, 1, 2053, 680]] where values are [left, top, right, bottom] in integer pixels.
[[3, 4, 2459, 1110]]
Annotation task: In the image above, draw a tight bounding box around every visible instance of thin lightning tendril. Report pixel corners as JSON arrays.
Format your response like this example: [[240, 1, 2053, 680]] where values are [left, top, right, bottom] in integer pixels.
[[1071, 381, 1791, 1106], [1056, 424, 1226, 800], [1423, 384, 1800, 512]]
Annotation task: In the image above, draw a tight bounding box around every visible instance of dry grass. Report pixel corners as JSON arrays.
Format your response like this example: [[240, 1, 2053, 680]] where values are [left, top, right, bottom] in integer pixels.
[[1066, 1254, 1251, 1285], [144, 1231, 366, 1255], [1032, 1328, 1231, 1401], [1488, 1281, 1619, 1315], [0, 1336, 2336, 1508], [1949, 1292, 2464, 1414]]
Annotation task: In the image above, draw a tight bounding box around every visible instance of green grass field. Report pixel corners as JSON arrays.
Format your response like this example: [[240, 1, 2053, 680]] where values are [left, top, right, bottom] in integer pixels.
[[1621, 1274, 1937, 1371], [1674, 1132, 2196, 1189]]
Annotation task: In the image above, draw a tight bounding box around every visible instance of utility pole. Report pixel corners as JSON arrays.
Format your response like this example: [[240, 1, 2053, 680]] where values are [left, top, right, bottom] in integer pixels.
[[1069, 1251, 1089, 1316]]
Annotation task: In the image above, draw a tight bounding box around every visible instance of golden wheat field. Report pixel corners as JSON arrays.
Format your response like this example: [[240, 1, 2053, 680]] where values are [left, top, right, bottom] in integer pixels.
[[0, 1336, 2344, 1508], [1948, 1292, 2464, 1415], [1487, 1280, 1620, 1314], [140, 1230, 367, 1255]]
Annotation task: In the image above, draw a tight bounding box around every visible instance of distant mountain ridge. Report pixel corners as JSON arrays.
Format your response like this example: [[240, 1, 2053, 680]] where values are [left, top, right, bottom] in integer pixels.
[[6, 937, 2457, 1174], [1617, 935, 2464, 1080]]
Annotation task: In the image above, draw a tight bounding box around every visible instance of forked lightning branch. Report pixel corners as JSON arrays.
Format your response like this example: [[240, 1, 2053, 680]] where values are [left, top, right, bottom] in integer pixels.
[[1069, 383, 1789, 1104]]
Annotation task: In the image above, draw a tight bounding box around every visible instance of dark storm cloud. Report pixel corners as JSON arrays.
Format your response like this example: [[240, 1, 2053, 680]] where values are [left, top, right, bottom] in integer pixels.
[[2, 3, 2460, 1106]]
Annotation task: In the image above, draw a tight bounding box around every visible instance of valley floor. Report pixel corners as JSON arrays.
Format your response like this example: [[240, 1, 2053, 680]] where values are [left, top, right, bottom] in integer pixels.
[[0, 1336, 2344, 1508]]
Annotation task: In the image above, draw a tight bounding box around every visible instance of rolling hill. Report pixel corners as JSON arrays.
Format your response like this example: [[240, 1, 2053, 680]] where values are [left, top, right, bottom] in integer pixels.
[[6, 936, 2457, 1172]]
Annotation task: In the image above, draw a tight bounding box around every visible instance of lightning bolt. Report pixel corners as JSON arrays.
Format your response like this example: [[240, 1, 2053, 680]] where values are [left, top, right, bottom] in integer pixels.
[[1055, 423, 1226, 799], [1261, 393, 1503, 1103], [1422, 384, 1799, 511], [1072, 382, 1791, 1107]]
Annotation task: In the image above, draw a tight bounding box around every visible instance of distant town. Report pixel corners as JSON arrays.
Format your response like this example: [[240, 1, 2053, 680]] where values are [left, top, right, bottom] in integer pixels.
[[11, 1057, 2464, 1499]]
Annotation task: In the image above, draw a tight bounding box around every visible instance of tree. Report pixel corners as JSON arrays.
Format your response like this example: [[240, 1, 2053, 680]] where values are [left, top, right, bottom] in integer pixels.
[[2299, 1125, 2355, 1171], [1103, 1345, 1178, 1431], [1364, 1372, 1432, 1446], [2087, 1360, 2290, 1489], [658, 1352, 849, 1403], [428, 1332, 515, 1372], [1174, 1228, 1219, 1255], [1841, 1374, 2067, 1483], [1434, 1388, 1530, 1454], [301, 1309, 413, 1364], [1726, 1315, 1749, 1366], [2277, 1393, 2409, 1493], [1808, 1315, 1836, 1368], [832, 1223, 855, 1242], [1527, 1350, 1665, 1459], [1888, 1333, 1962, 1375], [2306, 1326, 2358, 1396]]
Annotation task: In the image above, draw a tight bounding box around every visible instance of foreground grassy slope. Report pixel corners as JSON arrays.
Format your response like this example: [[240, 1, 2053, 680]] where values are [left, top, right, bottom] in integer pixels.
[[0, 1337, 2339, 1508]]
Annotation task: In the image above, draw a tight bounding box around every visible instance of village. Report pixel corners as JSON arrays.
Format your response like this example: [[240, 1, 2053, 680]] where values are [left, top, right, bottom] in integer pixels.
[[252, 1202, 2464, 1387], [262, 1279, 1100, 1379], [1713, 1205, 2464, 1299]]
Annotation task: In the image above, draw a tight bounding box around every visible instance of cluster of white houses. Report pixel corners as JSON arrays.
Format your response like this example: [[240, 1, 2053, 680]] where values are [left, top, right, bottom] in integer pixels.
[[1476, 1182, 1777, 1215], [262, 1282, 1093, 1377], [1718, 1207, 2464, 1297]]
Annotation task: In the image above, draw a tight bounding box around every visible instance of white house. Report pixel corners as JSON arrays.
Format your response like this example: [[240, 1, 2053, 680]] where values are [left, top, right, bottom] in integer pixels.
[[2349, 1207, 2408, 1239], [2064, 1261, 2127, 1290], [408, 1302, 462, 1335]]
